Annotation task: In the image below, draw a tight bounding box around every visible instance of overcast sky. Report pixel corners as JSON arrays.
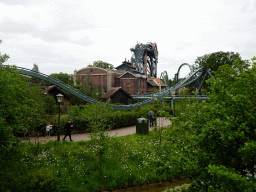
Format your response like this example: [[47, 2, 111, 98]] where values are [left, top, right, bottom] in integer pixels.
[[1, 0, 256, 79]]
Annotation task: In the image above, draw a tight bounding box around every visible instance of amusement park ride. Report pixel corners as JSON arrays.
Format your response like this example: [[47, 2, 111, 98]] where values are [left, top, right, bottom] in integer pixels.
[[0, 42, 214, 110], [131, 42, 158, 78]]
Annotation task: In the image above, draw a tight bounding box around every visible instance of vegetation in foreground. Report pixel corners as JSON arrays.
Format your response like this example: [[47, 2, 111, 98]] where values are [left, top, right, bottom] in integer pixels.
[[1, 125, 186, 192], [1, 39, 256, 191]]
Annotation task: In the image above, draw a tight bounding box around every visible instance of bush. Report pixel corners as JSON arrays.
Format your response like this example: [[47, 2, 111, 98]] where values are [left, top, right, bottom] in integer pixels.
[[67, 101, 172, 133]]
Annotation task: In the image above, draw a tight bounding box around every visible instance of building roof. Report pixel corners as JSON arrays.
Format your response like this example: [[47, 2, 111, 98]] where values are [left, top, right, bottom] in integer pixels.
[[118, 71, 137, 78], [115, 61, 138, 71], [41, 85, 69, 99], [101, 87, 132, 99], [147, 78, 167, 87], [41, 85, 55, 94], [154, 78, 167, 87], [147, 78, 159, 87]]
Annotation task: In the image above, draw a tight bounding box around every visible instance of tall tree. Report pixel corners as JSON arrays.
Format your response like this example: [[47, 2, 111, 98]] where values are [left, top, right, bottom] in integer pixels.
[[50, 72, 74, 86], [30, 63, 43, 85], [0, 40, 10, 64], [88, 60, 114, 69], [32, 63, 39, 72], [177, 58, 256, 191], [0, 66, 46, 150], [195, 51, 242, 72]]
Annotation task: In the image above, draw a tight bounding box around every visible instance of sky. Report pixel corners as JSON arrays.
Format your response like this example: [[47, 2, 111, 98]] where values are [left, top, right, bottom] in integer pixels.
[[0, 0, 256, 79]]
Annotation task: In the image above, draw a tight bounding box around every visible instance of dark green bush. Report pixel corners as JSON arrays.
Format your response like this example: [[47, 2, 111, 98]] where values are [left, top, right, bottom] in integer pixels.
[[67, 101, 172, 133]]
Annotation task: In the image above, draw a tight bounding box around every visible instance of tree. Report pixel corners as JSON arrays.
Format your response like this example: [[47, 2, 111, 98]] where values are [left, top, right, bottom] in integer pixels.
[[79, 72, 102, 100], [195, 51, 242, 72], [0, 40, 48, 151], [88, 60, 114, 69], [0, 40, 10, 64], [177, 58, 256, 191], [0, 66, 46, 149], [30, 63, 43, 85], [49, 72, 74, 86], [42, 92, 58, 115], [32, 63, 39, 72]]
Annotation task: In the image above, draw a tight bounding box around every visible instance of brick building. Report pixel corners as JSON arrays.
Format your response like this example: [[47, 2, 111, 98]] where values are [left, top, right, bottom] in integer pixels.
[[74, 60, 167, 103]]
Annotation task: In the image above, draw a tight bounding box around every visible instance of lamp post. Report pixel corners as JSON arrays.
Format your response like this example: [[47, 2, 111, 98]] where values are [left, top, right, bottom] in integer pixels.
[[56, 93, 63, 142]]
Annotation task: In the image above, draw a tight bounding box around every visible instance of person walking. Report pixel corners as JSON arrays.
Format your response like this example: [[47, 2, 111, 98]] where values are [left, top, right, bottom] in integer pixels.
[[46, 123, 53, 140], [63, 119, 74, 141], [148, 109, 154, 127]]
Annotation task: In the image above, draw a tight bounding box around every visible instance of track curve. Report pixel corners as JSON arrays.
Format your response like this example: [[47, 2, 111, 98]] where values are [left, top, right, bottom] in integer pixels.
[[2, 64, 212, 110]]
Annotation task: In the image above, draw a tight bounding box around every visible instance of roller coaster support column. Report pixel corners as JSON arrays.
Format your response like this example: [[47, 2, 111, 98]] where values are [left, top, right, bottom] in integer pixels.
[[171, 98, 175, 117]]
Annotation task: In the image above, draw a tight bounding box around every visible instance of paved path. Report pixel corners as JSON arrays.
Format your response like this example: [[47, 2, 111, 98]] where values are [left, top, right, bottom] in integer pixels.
[[26, 117, 171, 143]]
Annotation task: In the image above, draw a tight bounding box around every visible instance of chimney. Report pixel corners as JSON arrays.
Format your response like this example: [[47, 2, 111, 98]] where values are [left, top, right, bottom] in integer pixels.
[[74, 70, 77, 86], [144, 52, 147, 77], [107, 69, 112, 91]]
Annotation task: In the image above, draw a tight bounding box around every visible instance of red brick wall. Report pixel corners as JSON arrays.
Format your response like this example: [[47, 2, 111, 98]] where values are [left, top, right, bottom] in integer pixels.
[[119, 78, 147, 95], [75, 67, 150, 96], [76, 67, 123, 94]]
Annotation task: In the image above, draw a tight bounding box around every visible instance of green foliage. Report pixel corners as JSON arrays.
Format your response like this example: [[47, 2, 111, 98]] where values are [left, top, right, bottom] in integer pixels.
[[0, 66, 47, 154], [42, 93, 58, 115], [49, 72, 74, 86], [32, 63, 39, 72], [178, 87, 190, 95], [67, 72, 101, 105], [68, 101, 172, 132], [79, 72, 102, 100], [0, 40, 10, 63], [207, 165, 256, 191], [195, 51, 242, 72], [175, 58, 256, 190], [1, 126, 185, 192], [88, 60, 114, 69]]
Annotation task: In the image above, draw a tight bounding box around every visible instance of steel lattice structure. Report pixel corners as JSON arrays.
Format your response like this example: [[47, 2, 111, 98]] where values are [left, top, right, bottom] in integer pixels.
[[130, 42, 158, 78], [1, 62, 214, 110], [160, 71, 169, 88]]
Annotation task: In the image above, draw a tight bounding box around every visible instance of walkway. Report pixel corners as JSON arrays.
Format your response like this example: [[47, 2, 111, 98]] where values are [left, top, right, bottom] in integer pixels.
[[27, 117, 171, 143]]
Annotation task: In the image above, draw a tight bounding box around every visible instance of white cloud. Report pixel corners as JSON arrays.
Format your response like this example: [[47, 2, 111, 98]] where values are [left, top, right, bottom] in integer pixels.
[[0, 0, 256, 79]]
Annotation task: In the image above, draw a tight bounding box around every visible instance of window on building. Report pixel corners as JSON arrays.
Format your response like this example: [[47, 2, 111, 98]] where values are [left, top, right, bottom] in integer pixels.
[[90, 69, 93, 73], [138, 79, 140, 87], [144, 80, 146, 88], [127, 81, 130, 87]]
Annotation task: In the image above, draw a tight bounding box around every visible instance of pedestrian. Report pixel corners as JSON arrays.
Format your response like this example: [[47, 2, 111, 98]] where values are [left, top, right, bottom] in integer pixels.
[[46, 123, 53, 140], [63, 119, 74, 141], [24, 130, 31, 138], [148, 109, 154, 127]]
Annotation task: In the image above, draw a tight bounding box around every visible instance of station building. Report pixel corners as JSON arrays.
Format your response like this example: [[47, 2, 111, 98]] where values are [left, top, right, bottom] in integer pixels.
[[74, 60, 167, 103]]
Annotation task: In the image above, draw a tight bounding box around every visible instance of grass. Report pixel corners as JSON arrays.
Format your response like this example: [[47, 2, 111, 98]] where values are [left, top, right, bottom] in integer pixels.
[[1, 122, 192, 192], [1, 101, 194, 192]]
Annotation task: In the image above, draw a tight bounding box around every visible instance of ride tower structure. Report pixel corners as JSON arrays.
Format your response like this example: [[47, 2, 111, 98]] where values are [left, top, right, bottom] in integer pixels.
[[130, 42, 158, 78]]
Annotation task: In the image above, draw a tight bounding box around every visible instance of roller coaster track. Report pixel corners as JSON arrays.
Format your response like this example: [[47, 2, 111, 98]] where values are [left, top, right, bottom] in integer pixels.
[[1, 64, 213, 110]]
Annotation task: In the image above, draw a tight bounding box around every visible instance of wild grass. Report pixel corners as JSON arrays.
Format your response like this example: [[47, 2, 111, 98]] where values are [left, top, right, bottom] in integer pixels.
[[1, 100, 192, 192], [1, 123, 190, 192]]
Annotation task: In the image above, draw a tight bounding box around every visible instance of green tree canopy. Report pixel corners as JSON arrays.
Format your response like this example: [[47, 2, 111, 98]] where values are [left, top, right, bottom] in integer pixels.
[[0, 40, 10, 63], [195, 51, 242, 72], [32, 63, 39, 72], [49, 72, 74, 86], [88, 60, 114, 69], [177, 58, 256, 190], [0, 66, 46, 149]]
